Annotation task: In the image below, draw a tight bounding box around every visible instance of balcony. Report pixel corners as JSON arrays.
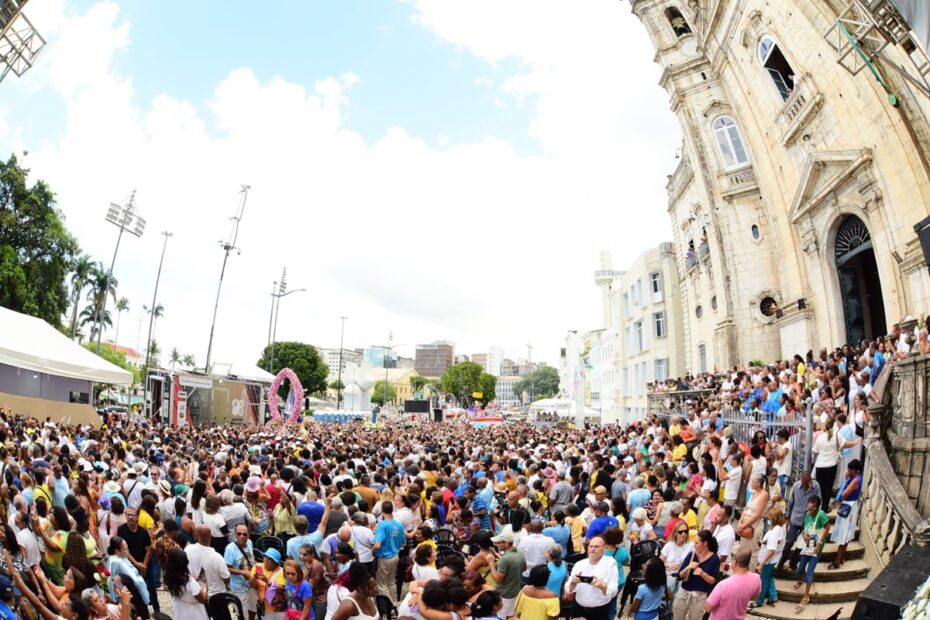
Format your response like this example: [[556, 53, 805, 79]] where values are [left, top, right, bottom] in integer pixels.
[[685, 251, 699, 271], [719, 164, 759, 200], [666, 157, 692, 206], [698, 238, 710, 260], [774, 73, 824, 146]]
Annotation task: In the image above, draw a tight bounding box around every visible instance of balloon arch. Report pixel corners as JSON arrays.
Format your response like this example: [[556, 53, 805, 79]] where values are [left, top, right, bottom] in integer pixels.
[[268, 367, 304, 422]]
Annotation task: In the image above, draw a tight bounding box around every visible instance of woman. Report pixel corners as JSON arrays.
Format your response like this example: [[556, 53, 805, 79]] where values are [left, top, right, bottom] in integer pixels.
[[329, 562, 378, 620], [33, 566, 88, 614], [672, 530, 719, 620], [61, 528, 95, 585], [300, 544, 328, 620], [602, 528, 628, 620], [629, 557, 670, 620], [71, 506, 102, 566], [202, 495, 228, 555], [544, 544, 567, 598], [252, 548, 287, 620], [513, 564, 559, 620], [464, 569, 495, 603], [737, 474, 768, 568], [465, 531, 498, 587], [98, 495, 127, 557], [245, 476, 272, 536], [106, 536, 150, 619], [654, 488, 676, 540], [660, 523, 693, 594], [164, 547, 209, 620], [173, 498, 197, 544], [753, 507, 787, 608], [565, 504, 584, 554], [646, 490, 665, 537], [829, 459, 863, 569], [628, 507, 656, 544], [542, 511, 570, 552], [189, 479, 208, 525], [42, 505, 70, 585], [138, 494, 160, 533], [471, 591, 505, 620], [283, 559, 314, 620], [274, 493, 297, 542], [412, 543, 440, 581], [813, 418, 857, 511]]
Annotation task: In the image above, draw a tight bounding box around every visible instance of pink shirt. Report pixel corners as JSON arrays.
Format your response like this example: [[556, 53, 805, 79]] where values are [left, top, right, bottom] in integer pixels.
[[707, 571, 761, 620]]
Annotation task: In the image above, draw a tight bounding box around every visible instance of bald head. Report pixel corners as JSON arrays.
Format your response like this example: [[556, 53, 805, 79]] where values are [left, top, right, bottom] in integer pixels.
[[337, 525, 353, 543], [195, 525, 211, 546]]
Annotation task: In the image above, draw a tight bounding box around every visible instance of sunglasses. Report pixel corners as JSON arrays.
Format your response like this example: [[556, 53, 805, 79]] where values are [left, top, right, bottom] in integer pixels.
[[676, 530, 688, 535]]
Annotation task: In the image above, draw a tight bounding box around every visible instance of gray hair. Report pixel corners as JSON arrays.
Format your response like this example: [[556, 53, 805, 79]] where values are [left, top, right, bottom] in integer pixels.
[[668, 501, 683, 518]]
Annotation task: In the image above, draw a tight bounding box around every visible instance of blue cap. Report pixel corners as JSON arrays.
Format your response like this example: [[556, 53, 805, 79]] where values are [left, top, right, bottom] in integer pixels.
[[264, 548, 282, 564]]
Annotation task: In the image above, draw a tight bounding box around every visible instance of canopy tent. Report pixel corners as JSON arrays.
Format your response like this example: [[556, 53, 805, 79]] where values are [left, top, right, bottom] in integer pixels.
[[0, 306, 132, 385], [99, 390, 144, 406], [209, 362, 275, 384], [0, 391, 100, 426]]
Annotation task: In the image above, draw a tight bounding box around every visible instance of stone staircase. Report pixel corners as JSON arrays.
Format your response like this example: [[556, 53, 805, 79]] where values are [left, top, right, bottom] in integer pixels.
[[749, 514, 871, 620]]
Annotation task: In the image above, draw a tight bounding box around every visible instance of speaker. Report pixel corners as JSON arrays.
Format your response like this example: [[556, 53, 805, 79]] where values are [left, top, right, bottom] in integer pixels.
[[852, 544, 930, 620], [404, 399, 430, 414], [915, 215, 930, 267], [432, 408, 444, 422]]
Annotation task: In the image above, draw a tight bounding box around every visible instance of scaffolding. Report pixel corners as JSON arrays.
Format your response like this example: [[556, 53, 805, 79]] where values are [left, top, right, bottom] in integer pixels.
[[825, 0, 930, 103], [0, 0, 45, 83]]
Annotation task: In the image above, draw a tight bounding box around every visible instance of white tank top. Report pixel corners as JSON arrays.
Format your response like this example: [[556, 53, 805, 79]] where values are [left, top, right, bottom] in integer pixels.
[[347, 598, 379, 620]]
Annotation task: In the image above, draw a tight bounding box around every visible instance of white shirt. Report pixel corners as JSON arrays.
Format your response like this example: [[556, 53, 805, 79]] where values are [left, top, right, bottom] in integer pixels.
[[350, 525, 375, 563], [517, 533, 556, 577], [565, 557, 619, 608], [660, 540, 694, 576], [760, 524, 786, 566], [185, 543, 230, 594], [202, 512, 227, 538], [813, 431, 841, 468], [713, 523, 736, 564], [411, 564, 440, 581], [774, 443, 792, 477], [171, 577, 209, 620], [122, 477, 145, 509], [16, 527, 40, 567]]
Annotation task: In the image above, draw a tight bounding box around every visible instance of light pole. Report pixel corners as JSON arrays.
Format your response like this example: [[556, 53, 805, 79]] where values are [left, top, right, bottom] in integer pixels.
[[142, 230, 172, 417], [266, 280, 277, 353], [205, 185, 249, 374], [96, 192, 145, 353], [337, 316, 347, 410], [267, 267, 306, 373]]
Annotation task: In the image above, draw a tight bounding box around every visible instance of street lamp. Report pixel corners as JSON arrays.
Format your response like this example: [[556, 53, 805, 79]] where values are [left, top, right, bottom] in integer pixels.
[[142, 231, 172, 418], [266, 266, 306, 373], [96, 192, 145, 353], [337, 316, 347, 410]]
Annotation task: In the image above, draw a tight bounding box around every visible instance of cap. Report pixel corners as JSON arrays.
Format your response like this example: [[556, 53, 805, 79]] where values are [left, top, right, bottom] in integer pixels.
[[491, 530, 515, 544], [594, 485, 607, 495]]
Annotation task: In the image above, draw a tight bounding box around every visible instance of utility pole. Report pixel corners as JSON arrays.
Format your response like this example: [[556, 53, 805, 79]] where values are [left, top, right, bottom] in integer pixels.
[[266, 280, 277, 360], [527, 341, 534, 405], [142, 231, 172, 417], [97, 191, 145, 353], [337, 316, 347, 410], [205, 185, 249, 374], [269, 268, 285, 372]]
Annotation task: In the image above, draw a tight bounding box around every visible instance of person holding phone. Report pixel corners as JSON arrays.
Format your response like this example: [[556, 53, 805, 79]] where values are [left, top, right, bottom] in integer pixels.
[[563, 536, 618, 620]]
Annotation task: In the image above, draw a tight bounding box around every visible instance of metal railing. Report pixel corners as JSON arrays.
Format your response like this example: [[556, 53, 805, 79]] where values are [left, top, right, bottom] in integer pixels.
[[717, 406, 813, 482]]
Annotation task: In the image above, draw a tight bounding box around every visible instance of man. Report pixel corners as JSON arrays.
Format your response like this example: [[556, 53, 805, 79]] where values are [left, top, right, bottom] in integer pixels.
[[704, 547, 760, 620], [711, 505, 736, 570], [13, 511, 40, 569], [495, 491, 530, 530], [372, 500, 406, 606], [516, 521, 555, 581], [466, 486, 490, 530], [626, 478, 651, 513], [349, 511, 376, 573], [122, 463, 145, 509], [564, 535, 619, 620], [548, 472, 574, 515], [286, 499, 331, 560], [585, 501, 618, 541], [218, 489, 251, 542], [225, 524, 258, 620], [296, 490, 326, 532], [489, 529, 526, 617], [777, 472, 821, 572], [117, 507, 158, 615], [186, 525, 230, 595], [353, 474, 379, 508]]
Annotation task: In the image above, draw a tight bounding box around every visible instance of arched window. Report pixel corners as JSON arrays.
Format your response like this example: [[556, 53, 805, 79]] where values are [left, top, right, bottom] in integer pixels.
[[665, 7, 692, 37], [712, 116, 749, 168], [758, 36, 795, 101]]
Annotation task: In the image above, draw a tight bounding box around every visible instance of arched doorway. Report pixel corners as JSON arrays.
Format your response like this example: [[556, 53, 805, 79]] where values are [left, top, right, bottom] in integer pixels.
[[834, 215, 886, 346]]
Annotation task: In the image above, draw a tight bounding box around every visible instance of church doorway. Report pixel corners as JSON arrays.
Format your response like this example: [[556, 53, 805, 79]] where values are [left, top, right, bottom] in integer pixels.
[[834, 215, 886, 346]]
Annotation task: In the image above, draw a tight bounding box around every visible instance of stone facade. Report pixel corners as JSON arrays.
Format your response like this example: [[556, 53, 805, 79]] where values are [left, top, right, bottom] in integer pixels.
[[631, 0, 930, 370]]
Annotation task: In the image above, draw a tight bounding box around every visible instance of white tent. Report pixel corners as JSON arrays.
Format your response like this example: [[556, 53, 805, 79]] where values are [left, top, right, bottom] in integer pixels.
[[0, 306, 132, 385], [210, 362, 275, 384]]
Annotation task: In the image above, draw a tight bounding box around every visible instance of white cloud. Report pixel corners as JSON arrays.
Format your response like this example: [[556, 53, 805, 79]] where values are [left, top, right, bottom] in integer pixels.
[[10, 0, 681, 371]]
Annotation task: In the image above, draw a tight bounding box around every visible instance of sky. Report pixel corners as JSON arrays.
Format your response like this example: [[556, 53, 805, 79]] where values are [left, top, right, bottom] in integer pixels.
[[3, 0, 681, 370]]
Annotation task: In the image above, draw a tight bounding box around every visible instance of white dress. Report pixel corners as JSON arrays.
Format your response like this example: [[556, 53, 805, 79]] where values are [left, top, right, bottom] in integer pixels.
[[171, 578, 209, 620]]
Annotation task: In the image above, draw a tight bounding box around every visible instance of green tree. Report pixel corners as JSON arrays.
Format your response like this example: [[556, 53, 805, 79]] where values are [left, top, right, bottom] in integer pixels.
[[0, 154, 79, 327], [409, 375, 428, 397], [513, 366, 560, 402], [114, 297, 129, 343], [147, 339, 161, 367], [68, 254, 95, 338], [329, 379, 345, 391], [79, 303, 111, 342], [441, 361, 496, 406], [169, 347, 181, 369], [257, 341, 329, 399], [84, 263, 117, 342], [84, 343, 141, 386], [181, 353, 196, 368], [372, 380, 396, 406]]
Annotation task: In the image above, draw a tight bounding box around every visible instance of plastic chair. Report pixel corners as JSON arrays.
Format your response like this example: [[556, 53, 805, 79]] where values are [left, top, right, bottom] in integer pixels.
[[208, 592, 246, 620], [618, 539, 662, 615], [435, 527, 456, 544], [255, 535, 285, 557], [564, 552, 587, 565], [376, 594, 396, 620]]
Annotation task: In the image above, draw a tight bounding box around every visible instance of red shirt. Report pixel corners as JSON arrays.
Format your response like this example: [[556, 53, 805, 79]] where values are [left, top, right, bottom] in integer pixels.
[[265, 482, 282, 510]]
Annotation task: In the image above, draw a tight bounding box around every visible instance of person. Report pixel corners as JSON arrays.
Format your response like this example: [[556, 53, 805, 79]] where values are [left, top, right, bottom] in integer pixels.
[[466, 530, 499, 588], [513, 564, 560, 620], [752, 507, 786, 608], [106, 536, 150, 619], [328, 562, 378, 620], [348, 512, 376, 574], [472, 590, 506, 620], [372, 500, 405, 607], [829, 459, 862, 569], [601, 527, 628, 619], [116, 507, 158, 617], [283, 559, 314, 620], [628, 507, 656, 544], [813, 418, 843, 512], [225, 524, 258, 620], [563, 535, 618, 620], [186, 524, 230, 597], [412, 543, 440, 581], [287, 500, 331, 561], [629, 557, 670, 620], [793, 497, 831, 612], [544, 544, 567, 597], [736, 474, 767, 569], [31, 565, 88, 616], [251, 547, 287, 620], [542, 511, 570, 552], [517, 520, 555, 581], [585, 502, 618, 541], [164, 547, 209, 620], [673, 530, 719, 620], [777, 472, 821, 573], [773, 430, 792, 495], [489, 529, 526, 617], [704, 547, 760, 620], [660, 522, 693, 593]]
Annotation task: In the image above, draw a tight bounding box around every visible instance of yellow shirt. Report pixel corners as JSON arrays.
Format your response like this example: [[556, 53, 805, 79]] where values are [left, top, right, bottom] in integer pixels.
[[669, 423, 681, 438], [568, 516, 584, 552], [138, 510, 155, 532], [673, 444, 688, 464], [684, 509, 698, 542], [515, 592, 560, 620]]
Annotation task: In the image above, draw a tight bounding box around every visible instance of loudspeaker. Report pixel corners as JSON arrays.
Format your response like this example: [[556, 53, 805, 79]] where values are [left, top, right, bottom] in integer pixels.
[[852, 544, 930, 620], [404, 399, 430, 414], [432, 408, 444, 422], [915, 215, 930, 267]]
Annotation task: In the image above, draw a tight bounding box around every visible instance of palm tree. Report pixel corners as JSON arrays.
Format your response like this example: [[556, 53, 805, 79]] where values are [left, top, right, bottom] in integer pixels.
[[147, 339, 161, 367], [85, 263, 118, 342], [170, 347, 181, 369], [409, 375, 428, 397], [69, 254, 95, 338], [79, 304, 111, 342], [114, 297, 129, 345], [181, 353, 196, 368]]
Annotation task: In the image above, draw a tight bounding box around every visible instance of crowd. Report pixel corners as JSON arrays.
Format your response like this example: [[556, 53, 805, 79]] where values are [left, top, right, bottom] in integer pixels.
[[0, 327, 904, 620]]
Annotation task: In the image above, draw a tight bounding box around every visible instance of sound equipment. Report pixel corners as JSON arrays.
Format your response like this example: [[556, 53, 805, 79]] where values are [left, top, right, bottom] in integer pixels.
[[914, 215, 930, 267], [432, 408, 444, 422], [852, 544, 930, 620], [404, 399, 430, 414]]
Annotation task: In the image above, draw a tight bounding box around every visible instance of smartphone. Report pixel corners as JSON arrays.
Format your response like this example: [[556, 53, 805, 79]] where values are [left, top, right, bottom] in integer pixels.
[[578, 575, 594, 583]]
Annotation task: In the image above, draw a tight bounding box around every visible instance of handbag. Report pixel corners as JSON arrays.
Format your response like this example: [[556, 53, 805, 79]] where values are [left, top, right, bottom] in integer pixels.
[[837, 502, 851, 518], [658, 603, 673, 620]]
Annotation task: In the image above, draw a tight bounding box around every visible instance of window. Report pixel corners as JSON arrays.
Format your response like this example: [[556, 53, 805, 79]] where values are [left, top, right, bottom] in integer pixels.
[[712, 116, 749, 169], [650, 272, 662, 302], [751, 224, 761, 240], [665, 7, 692, 37], [758, 36, 795, 101], [634, 320, 645, 353], [698, 344, 707, 373], [654, 311, 666, 338], [635, 279, 643, 306], [623, 292, 630, 317], [760, 296, 778, 317], [655, 358, 668, 381], [695, 305, 703, 319]]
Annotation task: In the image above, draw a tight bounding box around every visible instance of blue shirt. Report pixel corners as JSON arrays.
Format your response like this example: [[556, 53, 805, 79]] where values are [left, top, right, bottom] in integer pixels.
[[0, 600, 15, 620], [627, 489, 651, 513], [224, 540, 256, 593], [297, 501, 325, 532], [635, 582, 664, 612], [374, 518, 406, 559], [542, 524, 570, 551], [471, 495, 491, 530], [286, 531, 323, 560], [52, 475, 70, 508], [586, 514, 619, 540], [545, 561, 567, 596], [285, 580, 313, 610]]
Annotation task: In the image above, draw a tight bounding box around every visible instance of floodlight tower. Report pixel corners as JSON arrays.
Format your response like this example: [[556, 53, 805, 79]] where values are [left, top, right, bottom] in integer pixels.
[[0, 0, 47, 82]]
